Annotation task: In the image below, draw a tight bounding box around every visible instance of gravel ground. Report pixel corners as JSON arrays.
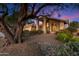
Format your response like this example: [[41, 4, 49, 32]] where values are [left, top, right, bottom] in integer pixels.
[[0, 33, 63, 56]]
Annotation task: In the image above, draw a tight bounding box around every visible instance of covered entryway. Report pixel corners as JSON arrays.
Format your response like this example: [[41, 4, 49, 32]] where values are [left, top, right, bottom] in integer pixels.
[[37, 16, 66, 33]]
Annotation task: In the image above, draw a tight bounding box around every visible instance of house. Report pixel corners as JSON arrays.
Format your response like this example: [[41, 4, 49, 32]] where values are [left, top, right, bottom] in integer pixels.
[[23, 16, 69, 33]]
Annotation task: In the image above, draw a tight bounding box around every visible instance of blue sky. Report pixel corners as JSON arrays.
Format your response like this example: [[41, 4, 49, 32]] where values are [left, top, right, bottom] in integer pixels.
[[59, 6, 79, 22], [5, 4, 79, 22], [36, 4, 79, 22]]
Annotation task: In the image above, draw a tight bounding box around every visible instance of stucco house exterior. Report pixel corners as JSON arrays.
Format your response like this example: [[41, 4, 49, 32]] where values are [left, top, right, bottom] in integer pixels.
[[23, 16, 69, 33]]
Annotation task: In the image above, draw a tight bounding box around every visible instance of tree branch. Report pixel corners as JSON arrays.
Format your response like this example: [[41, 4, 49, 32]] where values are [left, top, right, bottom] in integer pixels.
[[34, 4, 47, 15], [31, 4, 36, 15], [0, 17, 14, 38], [34, 3, 62, 16]]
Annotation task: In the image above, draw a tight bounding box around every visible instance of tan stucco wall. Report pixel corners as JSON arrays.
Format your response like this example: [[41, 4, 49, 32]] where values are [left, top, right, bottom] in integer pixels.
[[59, 22, 65, 30], [23, 24, 32, 31], [23, 19, 65, 33], [49, 20, 60, 32]]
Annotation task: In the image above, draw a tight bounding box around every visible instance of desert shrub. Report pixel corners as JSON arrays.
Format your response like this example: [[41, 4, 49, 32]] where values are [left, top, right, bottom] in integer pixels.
[[22, 30, 43, 37], [35, 30, 43, 34], [56, 29, 79, 43], [30, 30, 43, 35], [67, 21, 79, 33], [39, 42, 79, 56], [67, 27, 77, 33], [22, 30, 30, 41], [22, 30, 30, 37], [22, 30, 43, 41], [56, 32, 73, 42], [56, 42, 79, 56], [71, 37, 79, 42], [38, 43, 59, 56]]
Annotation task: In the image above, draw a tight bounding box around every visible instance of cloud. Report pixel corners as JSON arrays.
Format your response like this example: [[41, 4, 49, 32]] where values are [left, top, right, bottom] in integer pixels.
[[62, 12, 79, 19]]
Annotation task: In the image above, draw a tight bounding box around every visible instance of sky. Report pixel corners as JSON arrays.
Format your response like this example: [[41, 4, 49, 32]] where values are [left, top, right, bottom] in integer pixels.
[[1, 3, 79, 22], [46, 4, 79, 22], [59, 6, 79, 22], [38, 4, 79, 22]]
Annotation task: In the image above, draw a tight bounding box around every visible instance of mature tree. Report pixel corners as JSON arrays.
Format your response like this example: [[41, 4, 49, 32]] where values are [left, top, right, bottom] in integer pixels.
[[70, 21, 79, 28], [68, 21, 79, 32]]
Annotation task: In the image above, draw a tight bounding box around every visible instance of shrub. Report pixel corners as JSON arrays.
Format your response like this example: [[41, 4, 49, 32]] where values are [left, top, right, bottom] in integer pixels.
[[35, 30, 43, 34], [22, 30, 30, 36], [67, 27, 77, 33], [71, 37, 79, 42], [56, 32, 73, 42], [57, 42, 79, 56], [22, 30, 30, 41], [22, 30, 43, 41], [39, 42, 79, 56], [30, 30, 43, 35]]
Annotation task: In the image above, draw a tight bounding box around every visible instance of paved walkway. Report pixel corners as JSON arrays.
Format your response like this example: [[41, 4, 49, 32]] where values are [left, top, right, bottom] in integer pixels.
[[26, 33, 63, 47]]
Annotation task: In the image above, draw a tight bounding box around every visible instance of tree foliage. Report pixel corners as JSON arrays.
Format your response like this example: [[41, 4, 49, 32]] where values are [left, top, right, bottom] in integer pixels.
[[68, 21, 79, 32]]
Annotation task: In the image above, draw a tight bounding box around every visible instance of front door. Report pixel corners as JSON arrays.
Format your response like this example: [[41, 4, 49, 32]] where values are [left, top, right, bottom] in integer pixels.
[[52, 23, 60, 32]]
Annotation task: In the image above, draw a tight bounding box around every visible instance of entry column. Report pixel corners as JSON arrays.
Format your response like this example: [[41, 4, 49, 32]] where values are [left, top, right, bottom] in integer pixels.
[[49, 20, 52, 33], [36, 20, 39, 31], [43, 17, 47, 34]]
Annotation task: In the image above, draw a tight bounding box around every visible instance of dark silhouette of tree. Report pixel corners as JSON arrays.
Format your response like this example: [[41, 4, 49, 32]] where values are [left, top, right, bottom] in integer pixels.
[[68, 21, 79, 32]]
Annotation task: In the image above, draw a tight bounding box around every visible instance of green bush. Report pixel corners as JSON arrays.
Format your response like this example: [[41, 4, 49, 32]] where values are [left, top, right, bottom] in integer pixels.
[[39, 41, 79, 56], [30, 30, 43, 35], [22, 30, 30, 36], [22, 30, 30, 41], [71, 37, 79, 42], [67, 27, 77, 33], [22, 30, 43, 37], [56, 32, 73, 42], [56, 42, 79, 56]]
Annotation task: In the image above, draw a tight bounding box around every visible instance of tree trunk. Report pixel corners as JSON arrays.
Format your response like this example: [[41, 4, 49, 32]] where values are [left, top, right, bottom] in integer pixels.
[[13, 21, 25, 43], [0, 18, 15, 43], [14, 25, 22, 43]]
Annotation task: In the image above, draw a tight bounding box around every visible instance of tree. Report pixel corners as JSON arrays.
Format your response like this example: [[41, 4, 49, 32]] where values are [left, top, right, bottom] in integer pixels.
[[70, 21, 79, 28], [68, 21, 79, 32]]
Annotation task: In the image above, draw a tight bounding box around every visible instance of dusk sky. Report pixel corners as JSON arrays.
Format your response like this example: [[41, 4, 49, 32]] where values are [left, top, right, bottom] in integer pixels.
[[59, 6, 79, 22], [6, 4, 79, 22]]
